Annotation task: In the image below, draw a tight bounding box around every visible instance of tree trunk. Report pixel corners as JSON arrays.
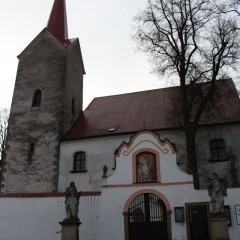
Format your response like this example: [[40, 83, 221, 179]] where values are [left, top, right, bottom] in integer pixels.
[[185, 126, 200, 190]]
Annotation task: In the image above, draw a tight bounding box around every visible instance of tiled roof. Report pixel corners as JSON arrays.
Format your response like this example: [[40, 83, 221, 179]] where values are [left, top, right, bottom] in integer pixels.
[[64, 79, 240, 140]]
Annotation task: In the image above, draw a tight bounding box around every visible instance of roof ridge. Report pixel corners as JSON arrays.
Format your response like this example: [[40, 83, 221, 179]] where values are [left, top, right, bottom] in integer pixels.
[[90, 79, 234, 101]]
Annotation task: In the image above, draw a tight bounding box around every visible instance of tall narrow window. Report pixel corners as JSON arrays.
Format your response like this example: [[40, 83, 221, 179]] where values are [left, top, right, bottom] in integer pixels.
[[209, 139, 227, 161], [29, 143, 35, 153], [72, 98, 75, 116], [73, 151, 86, 172], [32, 89, 41, 107], [27, 143, 35, 162], [136, 152, 157, 183]]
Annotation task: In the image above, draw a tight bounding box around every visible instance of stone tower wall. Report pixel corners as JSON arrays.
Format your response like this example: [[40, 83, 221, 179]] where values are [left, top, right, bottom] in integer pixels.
[[1, 31, 84, 192], [62, 39, 84, 136]]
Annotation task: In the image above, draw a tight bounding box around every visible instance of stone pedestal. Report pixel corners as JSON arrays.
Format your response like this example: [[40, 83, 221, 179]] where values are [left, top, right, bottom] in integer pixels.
[[210, 216, 229, 240], [59, 221, 81, 240]]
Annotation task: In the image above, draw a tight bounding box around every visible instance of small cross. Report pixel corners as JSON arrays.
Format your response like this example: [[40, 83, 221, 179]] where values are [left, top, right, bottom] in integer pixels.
[[142, 121, 147, 129]]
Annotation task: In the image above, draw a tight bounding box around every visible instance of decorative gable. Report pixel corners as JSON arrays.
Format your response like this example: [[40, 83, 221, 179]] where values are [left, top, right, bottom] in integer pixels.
[[105, 131, 192, 186]]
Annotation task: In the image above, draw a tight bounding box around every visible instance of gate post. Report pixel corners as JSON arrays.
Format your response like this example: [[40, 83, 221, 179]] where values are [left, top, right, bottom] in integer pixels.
[[167, 210, 172, 240], [123, 212, 129, 240]]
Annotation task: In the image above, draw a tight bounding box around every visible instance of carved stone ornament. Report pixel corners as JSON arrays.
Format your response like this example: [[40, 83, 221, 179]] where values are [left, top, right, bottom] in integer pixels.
[[63, 181, 80, 222], [102, 165, 108, 179], [207, 173, 228, 215]]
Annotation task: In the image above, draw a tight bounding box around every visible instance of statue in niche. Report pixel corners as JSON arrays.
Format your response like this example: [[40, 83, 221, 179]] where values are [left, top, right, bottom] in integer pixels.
[[137, 152, 157, 183], [207, 173, 228, 215], [64, 181, 80, 222]]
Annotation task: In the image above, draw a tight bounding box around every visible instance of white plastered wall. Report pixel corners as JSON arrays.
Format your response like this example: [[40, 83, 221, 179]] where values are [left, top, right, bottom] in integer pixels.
[[98, 131, 240, 240], [0, 196, 100, 240]]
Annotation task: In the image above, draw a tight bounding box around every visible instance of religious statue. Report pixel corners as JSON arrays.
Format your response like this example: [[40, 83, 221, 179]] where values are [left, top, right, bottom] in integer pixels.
[[64, 181, 80, 222], [207, 173, 228, 215], [137, 152, 157, 183]]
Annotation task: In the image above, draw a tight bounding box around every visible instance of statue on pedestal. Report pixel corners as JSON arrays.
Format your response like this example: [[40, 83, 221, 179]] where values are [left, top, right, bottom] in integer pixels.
[[207, 173, 228, 215], [64, 181, 80, 222]]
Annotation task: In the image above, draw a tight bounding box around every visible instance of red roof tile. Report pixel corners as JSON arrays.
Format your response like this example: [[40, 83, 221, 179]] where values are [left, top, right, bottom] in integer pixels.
[[0, 191, 101, 198], [64, 79, 240, 140]]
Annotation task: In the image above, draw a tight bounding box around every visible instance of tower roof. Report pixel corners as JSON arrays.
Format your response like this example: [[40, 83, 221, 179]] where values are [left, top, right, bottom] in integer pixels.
[[47, 0, 69, 46]]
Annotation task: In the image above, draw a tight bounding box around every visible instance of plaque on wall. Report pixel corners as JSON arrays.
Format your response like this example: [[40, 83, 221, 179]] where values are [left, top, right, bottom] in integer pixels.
[[175, 207, 185, 222], [235, 205, 240, 225]]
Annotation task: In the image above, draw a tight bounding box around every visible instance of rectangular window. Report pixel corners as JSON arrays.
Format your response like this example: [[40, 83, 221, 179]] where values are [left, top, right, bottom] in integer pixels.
[[73, 151, 86, 172], [209, 139, 227, 161]]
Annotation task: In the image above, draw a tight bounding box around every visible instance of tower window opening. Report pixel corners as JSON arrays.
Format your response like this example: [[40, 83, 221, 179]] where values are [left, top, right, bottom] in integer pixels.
[[32, 89, 42, 107], [29, 143, 35, 153]]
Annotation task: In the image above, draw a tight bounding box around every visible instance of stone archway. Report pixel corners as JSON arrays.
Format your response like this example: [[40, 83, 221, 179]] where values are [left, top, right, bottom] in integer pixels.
[[123, 190, 172, 240]]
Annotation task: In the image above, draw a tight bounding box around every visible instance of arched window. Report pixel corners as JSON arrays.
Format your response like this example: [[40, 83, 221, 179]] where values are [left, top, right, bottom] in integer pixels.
[[209, 139, 227, 161], [73, 151, 86, 172], [72, 98, 75, 116], [136, 152, 157, 183], [32, 89, 41, 107]]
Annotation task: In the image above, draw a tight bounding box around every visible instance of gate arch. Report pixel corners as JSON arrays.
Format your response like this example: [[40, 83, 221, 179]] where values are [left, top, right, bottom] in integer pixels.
[[123, 190, 172, 240]]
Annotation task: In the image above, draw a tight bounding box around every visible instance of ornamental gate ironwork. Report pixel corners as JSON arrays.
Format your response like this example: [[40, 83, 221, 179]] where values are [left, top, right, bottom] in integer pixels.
[[189, 205, 209, 240], [128, 193, 168, 240]]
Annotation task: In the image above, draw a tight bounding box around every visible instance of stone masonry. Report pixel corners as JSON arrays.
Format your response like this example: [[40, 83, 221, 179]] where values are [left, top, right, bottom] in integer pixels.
[[0, 29, 84, 192]]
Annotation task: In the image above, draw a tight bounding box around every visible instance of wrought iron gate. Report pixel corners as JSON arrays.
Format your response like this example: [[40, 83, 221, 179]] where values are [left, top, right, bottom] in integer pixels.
[[128, 193, 168, 240], [188, 205, 209, 240]]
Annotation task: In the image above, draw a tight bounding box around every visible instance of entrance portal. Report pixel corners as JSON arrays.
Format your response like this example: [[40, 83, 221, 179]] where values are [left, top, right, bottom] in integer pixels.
[[186, 203, 210, 240], [128, 193, 168, 240]]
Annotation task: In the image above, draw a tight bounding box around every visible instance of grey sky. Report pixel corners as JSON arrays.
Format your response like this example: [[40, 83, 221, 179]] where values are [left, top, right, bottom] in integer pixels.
[[0, 0, 165, 109]]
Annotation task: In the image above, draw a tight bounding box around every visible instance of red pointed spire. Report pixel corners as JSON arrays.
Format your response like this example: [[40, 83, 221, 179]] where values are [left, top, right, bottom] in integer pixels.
[[47, 0, 69, 45]]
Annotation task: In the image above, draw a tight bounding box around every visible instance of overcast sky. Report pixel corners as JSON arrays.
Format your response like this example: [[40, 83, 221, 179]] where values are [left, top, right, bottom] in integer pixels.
[[0, 0, 169, 110]]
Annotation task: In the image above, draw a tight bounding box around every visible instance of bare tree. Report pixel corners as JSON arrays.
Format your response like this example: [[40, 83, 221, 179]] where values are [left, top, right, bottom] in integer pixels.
[[218, 0, 240, 17], [133, 0, 240, 189], [0, 108, 9, 163]]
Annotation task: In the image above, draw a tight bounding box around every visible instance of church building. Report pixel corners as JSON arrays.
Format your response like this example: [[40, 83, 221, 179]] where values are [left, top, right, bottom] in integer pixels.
[[0, 1, 240, 240]]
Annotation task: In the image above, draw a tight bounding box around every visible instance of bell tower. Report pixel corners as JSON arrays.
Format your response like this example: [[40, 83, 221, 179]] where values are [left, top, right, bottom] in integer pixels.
[[1, 0, 85, 192]]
